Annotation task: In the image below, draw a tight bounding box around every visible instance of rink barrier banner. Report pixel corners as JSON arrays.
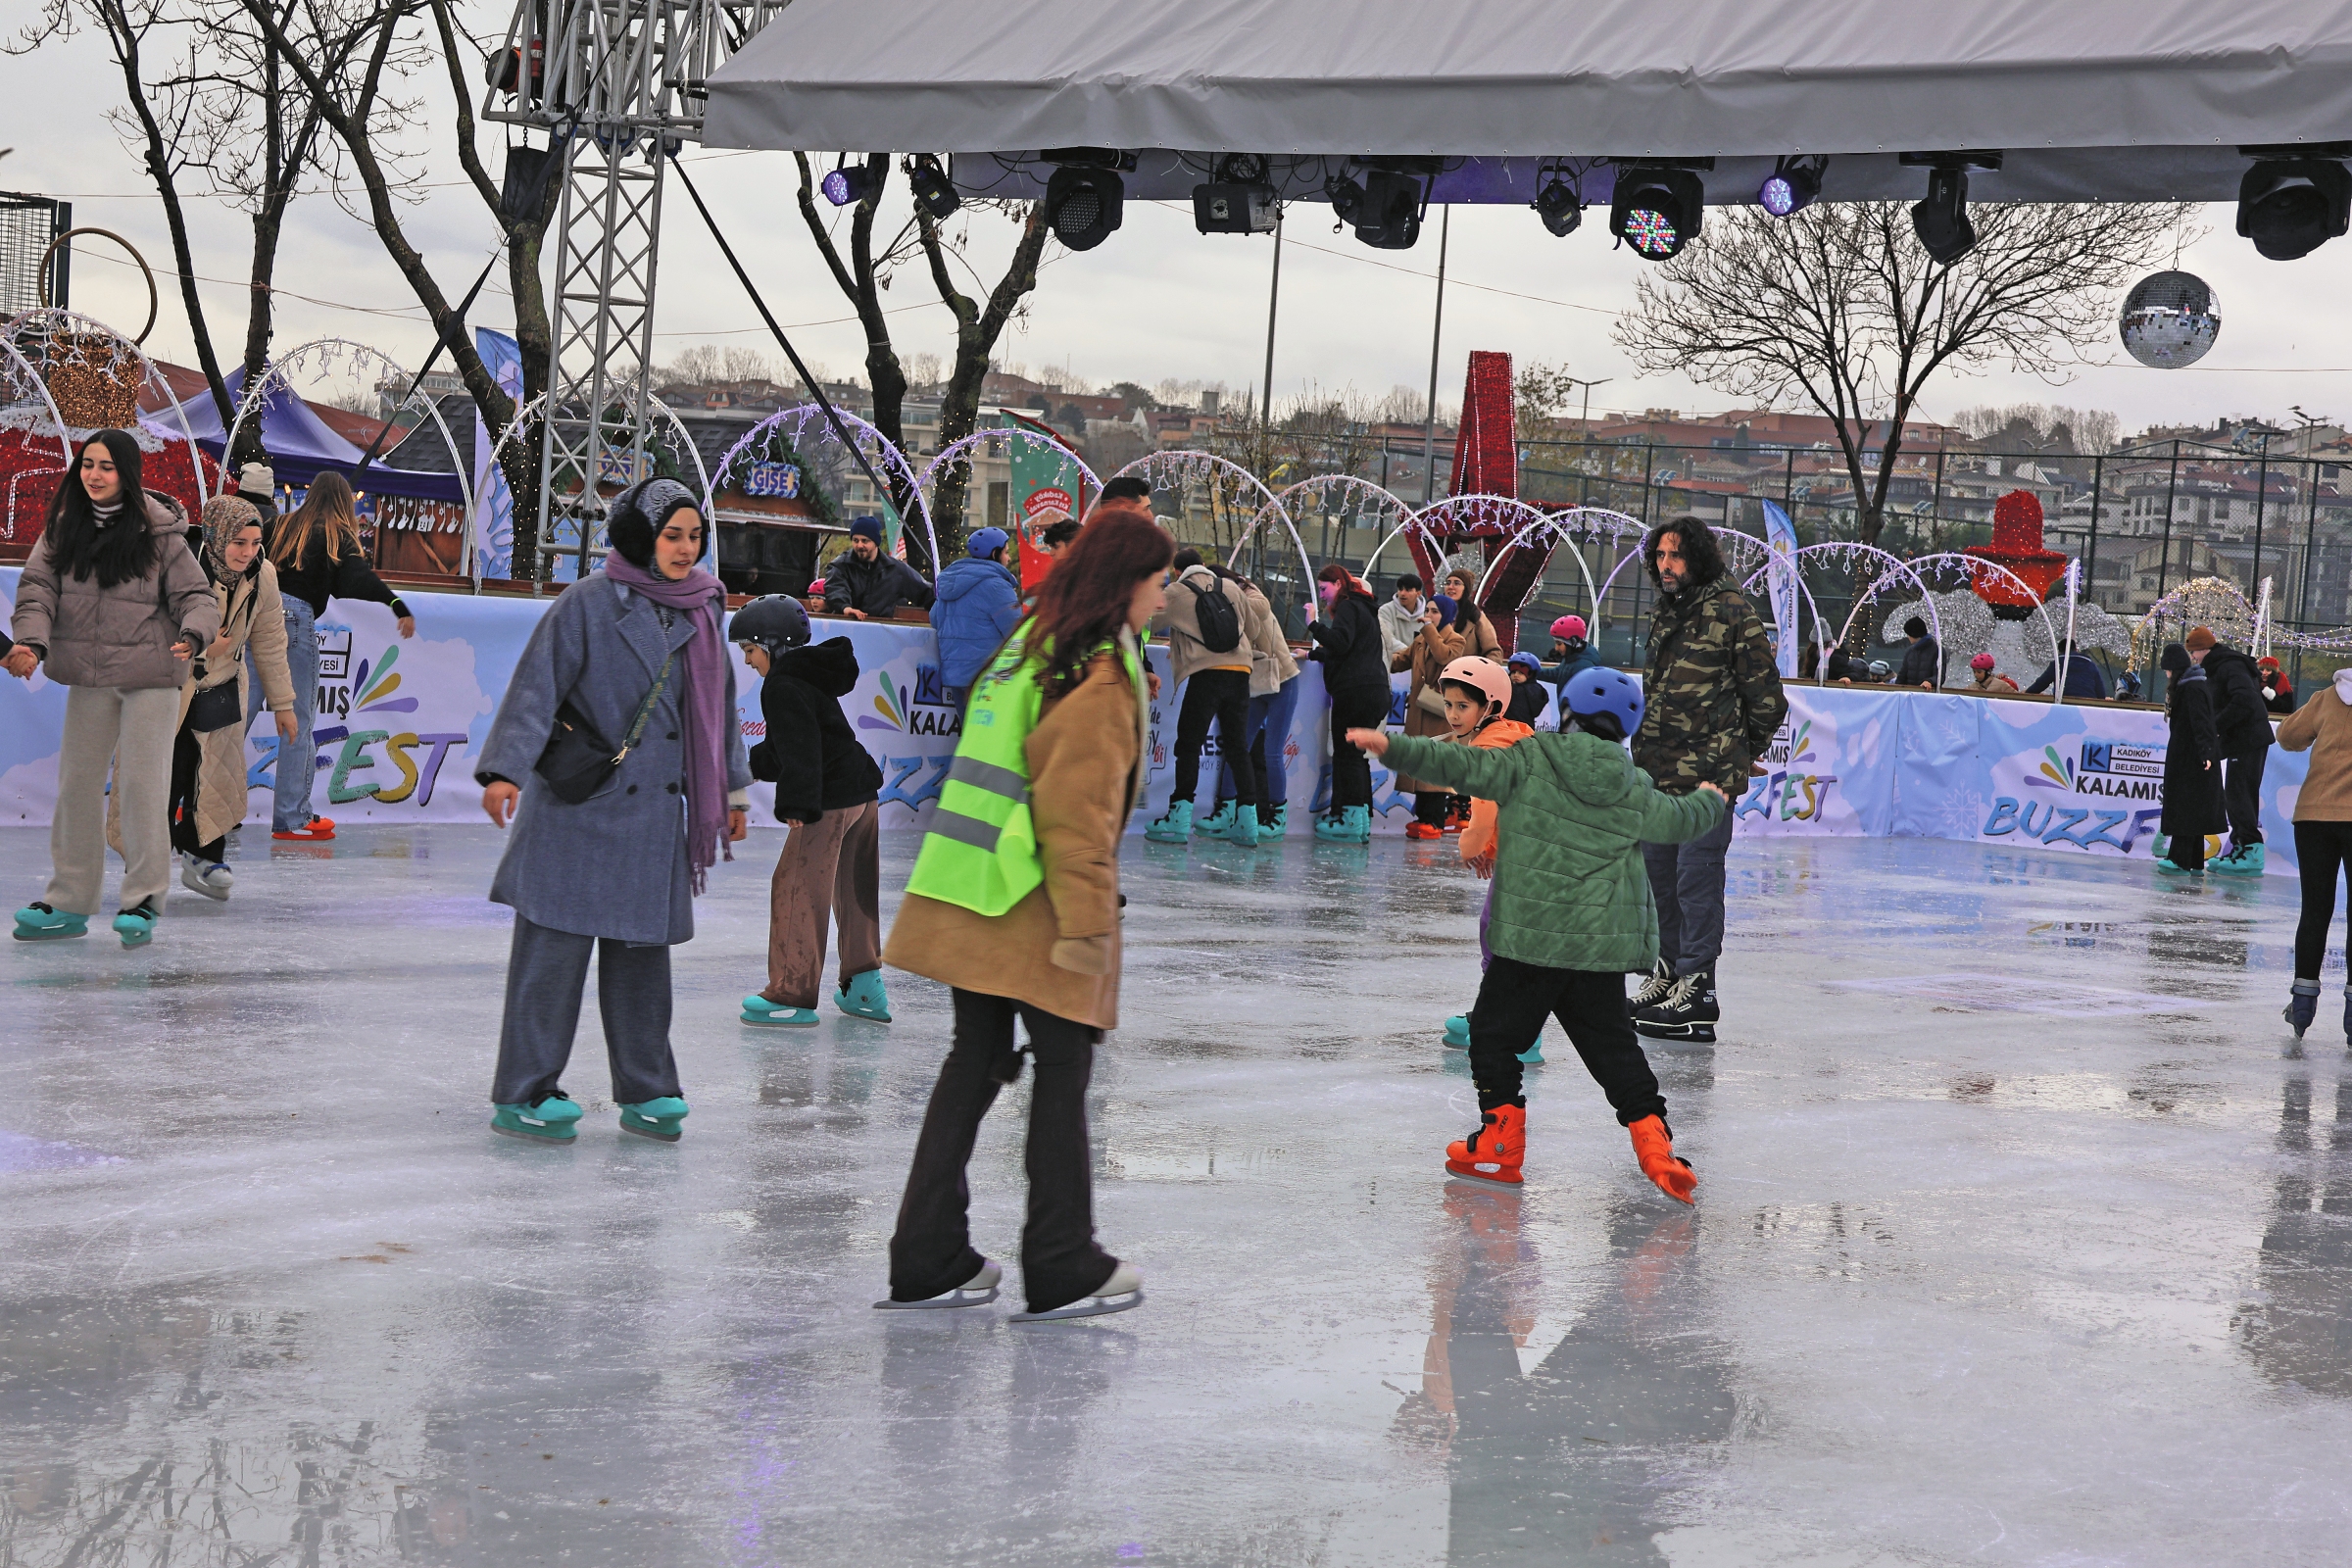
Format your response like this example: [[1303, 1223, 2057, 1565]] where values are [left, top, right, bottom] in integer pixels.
[[0, 567, 2304, 863]]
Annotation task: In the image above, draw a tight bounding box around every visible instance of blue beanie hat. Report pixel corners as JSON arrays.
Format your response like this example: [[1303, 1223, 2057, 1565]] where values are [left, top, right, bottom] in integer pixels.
[[1430, 593, 1458, 628], [849, 514, 885, 543]]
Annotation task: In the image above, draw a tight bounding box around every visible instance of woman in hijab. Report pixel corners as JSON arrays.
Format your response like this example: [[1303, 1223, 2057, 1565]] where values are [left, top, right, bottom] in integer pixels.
[[472, 478, 752, 1145]]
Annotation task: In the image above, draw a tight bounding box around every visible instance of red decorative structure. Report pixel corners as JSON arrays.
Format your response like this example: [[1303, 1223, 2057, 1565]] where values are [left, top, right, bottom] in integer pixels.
[[0, 424, 221, 553], [1965, 490, 2069, 612], [1404, 350, 1562, 652]]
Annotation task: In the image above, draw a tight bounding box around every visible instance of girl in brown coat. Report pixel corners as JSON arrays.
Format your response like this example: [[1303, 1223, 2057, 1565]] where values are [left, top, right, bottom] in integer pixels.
[[2276, 667, 2352, 1040], [879, 510, 1173, 1322], [1444, 565, 1505, 661], [1395, 595, 1468, 836]]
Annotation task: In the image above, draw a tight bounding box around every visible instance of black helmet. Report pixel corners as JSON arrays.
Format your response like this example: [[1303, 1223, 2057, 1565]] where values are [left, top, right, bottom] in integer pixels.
[[728, 595, 810, 653]]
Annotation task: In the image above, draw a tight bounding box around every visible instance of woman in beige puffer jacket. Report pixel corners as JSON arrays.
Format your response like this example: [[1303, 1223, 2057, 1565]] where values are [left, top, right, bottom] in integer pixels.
[[5, 430, 220, 945]]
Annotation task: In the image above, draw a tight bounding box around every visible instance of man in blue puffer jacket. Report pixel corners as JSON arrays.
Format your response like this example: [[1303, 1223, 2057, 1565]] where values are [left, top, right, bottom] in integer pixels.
[[930, 526, 1023, 710]]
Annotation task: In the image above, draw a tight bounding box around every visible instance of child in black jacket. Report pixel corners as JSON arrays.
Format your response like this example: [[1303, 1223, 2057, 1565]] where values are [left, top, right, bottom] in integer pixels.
[[730, 598, 890, 1026]]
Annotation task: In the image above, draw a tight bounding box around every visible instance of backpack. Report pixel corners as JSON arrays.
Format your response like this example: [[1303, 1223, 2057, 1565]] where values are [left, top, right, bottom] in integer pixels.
[[1183, 571, 1243, 654]]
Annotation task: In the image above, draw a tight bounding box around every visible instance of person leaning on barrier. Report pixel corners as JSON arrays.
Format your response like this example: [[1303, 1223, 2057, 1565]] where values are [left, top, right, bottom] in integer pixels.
[[822, 515, 935, 620], [2027, 649, 2108, 701], [1894, 616, 1942, 689], [2190, 626, 2276, 875]]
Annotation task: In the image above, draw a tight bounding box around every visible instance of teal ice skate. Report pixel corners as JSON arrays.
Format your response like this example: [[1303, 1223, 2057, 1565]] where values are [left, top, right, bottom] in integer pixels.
[[1194, 801, 1236, 837], [491, 1094, 583, 1144], [618, 1097, 689, 1143], [742, 994, 819, 1027], [1145, 800, 1193, 843], [13, 903, 88, 942], [112, 899, 159, 948], [836, 969, 892, 1022]]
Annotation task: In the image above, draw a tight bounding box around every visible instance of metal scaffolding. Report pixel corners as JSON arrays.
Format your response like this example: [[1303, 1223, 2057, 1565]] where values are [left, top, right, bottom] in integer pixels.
[[484, 0, 781, 578]]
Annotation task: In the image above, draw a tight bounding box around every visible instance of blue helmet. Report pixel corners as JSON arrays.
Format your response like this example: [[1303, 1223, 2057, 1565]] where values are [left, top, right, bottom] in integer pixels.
[[1563, 665, 1643, 735]]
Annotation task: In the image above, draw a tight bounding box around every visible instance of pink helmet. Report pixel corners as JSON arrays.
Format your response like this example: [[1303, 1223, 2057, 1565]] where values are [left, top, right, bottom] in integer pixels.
[[1970, 653, 1997, 671], [1439, 656, 1512, 716], [1551, 614, 1589, 641]]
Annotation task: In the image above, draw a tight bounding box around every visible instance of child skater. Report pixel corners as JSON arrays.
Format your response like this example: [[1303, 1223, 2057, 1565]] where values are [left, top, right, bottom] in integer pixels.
[[1348, 666, 1725, 1200], [1429, 658, 1539, 1058], [731, 596, 892, 1027]]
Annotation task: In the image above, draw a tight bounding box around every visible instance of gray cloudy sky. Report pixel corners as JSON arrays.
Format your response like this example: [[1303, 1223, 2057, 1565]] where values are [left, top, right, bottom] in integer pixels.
[[14, 9, 2352, 433]]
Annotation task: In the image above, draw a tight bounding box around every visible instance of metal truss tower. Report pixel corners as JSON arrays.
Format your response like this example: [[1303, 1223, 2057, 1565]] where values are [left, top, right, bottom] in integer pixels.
[[485, 0, 780, 578]]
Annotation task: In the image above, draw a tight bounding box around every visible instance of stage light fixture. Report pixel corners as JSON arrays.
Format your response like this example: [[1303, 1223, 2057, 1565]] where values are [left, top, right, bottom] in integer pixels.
[[1046, 166, 1124, 251], [1351, 169, 1425, 249], [1533, 171, 1582, 237], [1608, 165, 1704, 261], [906, 155, 959, 220], [820, 161, 878, 208], [1758, 155, 1826, 218], [1910, 165, 1976, 263], [1324, 172, 1365, 225], [2236, 157, 2352, 261], [1195, 152, 1278, 233]]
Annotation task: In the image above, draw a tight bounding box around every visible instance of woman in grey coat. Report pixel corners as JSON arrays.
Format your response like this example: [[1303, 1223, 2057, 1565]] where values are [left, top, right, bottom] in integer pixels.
[[474, 478, 751, 1145]]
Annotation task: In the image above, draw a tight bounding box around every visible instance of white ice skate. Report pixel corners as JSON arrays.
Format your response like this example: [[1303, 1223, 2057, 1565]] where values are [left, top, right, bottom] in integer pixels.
[[1009, 1262, 1144, 1323], [874, 1259, 1001, 1310]]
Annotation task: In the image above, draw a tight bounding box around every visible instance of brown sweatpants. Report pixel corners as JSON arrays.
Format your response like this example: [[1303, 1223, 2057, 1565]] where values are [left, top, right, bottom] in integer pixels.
[[761, 799, 882, 1007]]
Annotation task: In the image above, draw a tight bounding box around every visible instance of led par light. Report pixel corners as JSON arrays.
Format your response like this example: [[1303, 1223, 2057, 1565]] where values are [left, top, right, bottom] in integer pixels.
[[906, 155, 959, 220], [1609, 166, 1704, 261]]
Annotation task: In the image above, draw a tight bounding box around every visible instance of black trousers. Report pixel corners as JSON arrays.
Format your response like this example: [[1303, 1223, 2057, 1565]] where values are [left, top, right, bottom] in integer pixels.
[[1172, 667, 1252, 808], [1326, 684, 1391, 809], [166, 723, 225, 862], [2293, 820, 2352, 977], [2225, 749, 2269, 847], [887, 989, 1116, 1314], [1467, 956, 1670, 1127], [490, 914, 679, 1106]]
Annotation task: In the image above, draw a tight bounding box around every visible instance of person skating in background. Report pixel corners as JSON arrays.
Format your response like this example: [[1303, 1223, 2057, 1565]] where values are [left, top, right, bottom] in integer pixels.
[[1429, 658, 1540, 1059], [1307, 564, 1389, 843], [733, 595, 891, 1030], [261, 471, 415, 843], [1202, 570, 1301, 841], [1146, 549, 1259, 845], [1442, 566, 1504, 662], [822, 515, 934, 621], [2191, 626, 2277, 875], [1503, 653, 1552, 727], [2154, 641, 2225, 876], [1394, 594, 1469, 840], [1966, 653, 2018, 694], [2027, 649, 2109, 701], [1347, 667, 1727, 1200], [2260, 656, 2297, 713], [1377, 573, 1427, 663], [931, 526, 1023, 710], [1893, 616, 1942, 690], [474, 478, 752, 1146], [235, 461, 276, 517], [1543, 614, 1605, 708], [2112, 669, 2145, 702], [156, 496, 296, 903], [7, 430, 220, 947], [879, 508, 1172, 1322], [2276, 664, 2352, 1041], [1627, 517, 1787, 1045]]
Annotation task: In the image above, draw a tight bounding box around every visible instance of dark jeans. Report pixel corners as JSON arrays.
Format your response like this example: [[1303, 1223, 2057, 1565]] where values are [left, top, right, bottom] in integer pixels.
[[1173, 667, 1253, 808], [2224, 749, 2268, 848], [1467, 956, 1669, 1125], [887, 988, 1116, 1314], [1413, 791, 1459, 826], [167, 722, 225, 862], [490, 914, 680, 1106], [1642, 807, 1735, 973], [2293, 820, 2352, 977], [1218, 677, 1302, 806], [1326, 684, 1391, 809]]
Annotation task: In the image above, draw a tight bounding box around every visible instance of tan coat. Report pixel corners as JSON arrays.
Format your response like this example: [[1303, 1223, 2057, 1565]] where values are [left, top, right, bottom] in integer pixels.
[[884, 648, 1142, 1029], [1392, 622, 1466, 793], [1240, 581, 1298, 697], [109, 560, 297, 852], [1152, 564, 1255, 684], [2278, 682, 2352, 820]]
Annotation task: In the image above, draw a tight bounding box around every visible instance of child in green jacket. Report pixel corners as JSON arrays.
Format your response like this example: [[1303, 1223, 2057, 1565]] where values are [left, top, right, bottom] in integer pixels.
[[1347, 666, 1724, 1200]]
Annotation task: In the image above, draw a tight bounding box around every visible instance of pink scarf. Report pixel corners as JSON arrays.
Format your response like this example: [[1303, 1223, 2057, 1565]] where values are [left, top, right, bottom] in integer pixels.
[[603, 555, 730, 892]]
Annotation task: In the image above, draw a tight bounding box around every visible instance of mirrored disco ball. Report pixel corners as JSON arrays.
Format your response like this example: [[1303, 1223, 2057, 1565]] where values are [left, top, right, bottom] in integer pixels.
[[2120, 270, 2221, 368]]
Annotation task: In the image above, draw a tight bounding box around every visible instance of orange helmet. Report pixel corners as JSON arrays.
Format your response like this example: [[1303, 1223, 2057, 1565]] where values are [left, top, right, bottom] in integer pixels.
[[1439, 656, 1511, 716]]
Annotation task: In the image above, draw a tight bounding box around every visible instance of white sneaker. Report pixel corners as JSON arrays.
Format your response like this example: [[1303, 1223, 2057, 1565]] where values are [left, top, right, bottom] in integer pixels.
[[179, 856, 233, 901]]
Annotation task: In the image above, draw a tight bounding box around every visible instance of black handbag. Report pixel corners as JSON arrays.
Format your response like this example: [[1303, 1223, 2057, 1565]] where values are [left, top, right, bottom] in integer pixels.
[[534, 648, 674, 805], [185, 673, 244, 733]]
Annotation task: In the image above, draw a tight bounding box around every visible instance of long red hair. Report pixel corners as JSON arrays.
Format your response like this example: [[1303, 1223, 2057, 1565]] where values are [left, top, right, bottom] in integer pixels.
[[1022, 511, 1175, 699], [1317, 562, 1373, 601]]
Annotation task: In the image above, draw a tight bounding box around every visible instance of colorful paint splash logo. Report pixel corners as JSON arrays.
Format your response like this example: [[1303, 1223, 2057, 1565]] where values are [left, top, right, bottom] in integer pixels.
[[860, 670, 910, 732], [2023, 744, 2075, 790], [351, 648, 416, 714], [858, 667, 959, 738]]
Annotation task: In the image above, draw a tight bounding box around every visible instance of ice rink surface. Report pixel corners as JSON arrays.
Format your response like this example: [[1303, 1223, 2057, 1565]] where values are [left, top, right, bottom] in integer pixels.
[[3, 823, 2349, 1566]]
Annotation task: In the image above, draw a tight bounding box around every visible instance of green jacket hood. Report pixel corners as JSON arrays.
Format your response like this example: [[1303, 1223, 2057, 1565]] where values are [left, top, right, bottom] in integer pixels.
[[1541, 730, 1644, 809]]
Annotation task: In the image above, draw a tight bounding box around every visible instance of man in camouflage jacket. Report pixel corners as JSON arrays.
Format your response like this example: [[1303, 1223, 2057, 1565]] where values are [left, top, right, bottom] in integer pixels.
[[1626, 517, 1788, 1043]]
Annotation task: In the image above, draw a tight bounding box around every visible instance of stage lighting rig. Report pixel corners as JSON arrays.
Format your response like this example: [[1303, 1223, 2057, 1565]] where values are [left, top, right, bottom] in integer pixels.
[[906, 155, 959, 220], [1324, 172, 1365, 224], [1042, 148, 1136, 252], [1758, 155, 1826, 217], [1608, 162, 1708, 261], [1352, 168, 1426, 249], [1900, 152, 2000, 264], [2236, 147, 2352, 260], [1533, 166, 1583, 237], [1194, 152, 1279, 234], [820, 159, 879, 207]]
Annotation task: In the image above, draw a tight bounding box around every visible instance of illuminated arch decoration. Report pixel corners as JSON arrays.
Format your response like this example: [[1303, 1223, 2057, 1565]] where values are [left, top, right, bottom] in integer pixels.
[[713, 404, 933, 570], [228, 338, 477, 521], [1, 308, 218, 531]]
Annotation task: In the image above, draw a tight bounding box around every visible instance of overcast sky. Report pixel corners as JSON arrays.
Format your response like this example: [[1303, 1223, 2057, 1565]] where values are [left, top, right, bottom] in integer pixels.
[[14, 8, 2352, 435]]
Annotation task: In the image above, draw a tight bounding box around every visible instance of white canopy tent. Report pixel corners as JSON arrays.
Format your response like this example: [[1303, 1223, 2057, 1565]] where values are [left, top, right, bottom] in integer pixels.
[[705, 0, 2352, 204]]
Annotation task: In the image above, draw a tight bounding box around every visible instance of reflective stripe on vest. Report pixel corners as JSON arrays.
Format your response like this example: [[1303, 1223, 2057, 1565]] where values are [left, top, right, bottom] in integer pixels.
[[904, 629, 1136, 918]]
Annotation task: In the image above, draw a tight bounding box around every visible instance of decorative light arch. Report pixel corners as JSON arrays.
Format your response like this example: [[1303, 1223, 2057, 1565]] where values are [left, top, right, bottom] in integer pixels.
[[4, 307, 213, 504], [228, 337, 476, 521], [0, 333, 77, 538], [915, 424, 1100, 513], [712, 404, 933, 569]]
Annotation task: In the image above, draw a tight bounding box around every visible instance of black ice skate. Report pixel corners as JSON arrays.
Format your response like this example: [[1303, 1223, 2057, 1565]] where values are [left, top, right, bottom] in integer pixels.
[[1633, 969, 1719, 1044]]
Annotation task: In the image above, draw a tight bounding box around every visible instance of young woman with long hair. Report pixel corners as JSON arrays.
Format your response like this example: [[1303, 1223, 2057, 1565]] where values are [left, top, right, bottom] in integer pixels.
[[259, 470, 416, 842], [1442, 564, 1503, 660], [1306, 562, 1390, 843], [7, 430, 220, 946], [878, 509, 1174, 1322]]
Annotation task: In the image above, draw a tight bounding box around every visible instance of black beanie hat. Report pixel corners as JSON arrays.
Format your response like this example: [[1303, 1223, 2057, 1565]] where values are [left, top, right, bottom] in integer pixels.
[[606, 477, 702, 567], [2160, 642, 2190, 676]]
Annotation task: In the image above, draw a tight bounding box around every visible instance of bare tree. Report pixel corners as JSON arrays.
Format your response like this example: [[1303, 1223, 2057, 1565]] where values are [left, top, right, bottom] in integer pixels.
[[916, 199, 1051, 561], [1614, 200, 2186, 549], [792, 152, 918, 450], [1954, 402, 2121, 456]]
